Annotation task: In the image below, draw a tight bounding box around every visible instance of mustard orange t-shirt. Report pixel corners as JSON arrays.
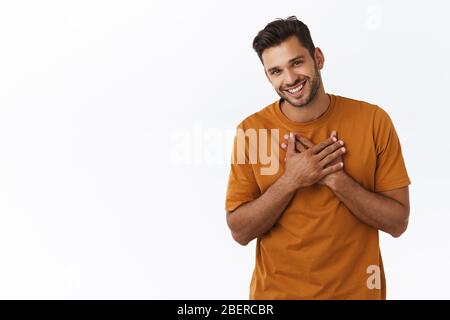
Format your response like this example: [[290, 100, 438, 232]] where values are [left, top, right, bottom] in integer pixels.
[[225, 93, 411, 299]]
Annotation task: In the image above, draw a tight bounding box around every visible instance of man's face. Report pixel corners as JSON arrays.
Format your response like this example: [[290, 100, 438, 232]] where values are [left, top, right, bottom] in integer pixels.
[[262, 35, 323, 108]]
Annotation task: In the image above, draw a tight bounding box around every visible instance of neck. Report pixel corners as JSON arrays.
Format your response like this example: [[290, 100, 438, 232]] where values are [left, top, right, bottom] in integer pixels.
[[280, 85, 330, 123]]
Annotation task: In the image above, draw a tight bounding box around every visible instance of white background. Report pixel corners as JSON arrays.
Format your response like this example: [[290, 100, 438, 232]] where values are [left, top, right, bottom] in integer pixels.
[[0, 0, 449, 299]]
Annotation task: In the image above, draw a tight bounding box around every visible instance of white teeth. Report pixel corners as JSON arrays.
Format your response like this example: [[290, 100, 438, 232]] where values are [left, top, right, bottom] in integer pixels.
[[288, 83, 304, 94]]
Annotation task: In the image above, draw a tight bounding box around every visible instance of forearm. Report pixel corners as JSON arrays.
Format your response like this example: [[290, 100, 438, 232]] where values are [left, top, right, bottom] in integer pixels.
[[328, 172, 408, 237], [227, 175, 296, 245]]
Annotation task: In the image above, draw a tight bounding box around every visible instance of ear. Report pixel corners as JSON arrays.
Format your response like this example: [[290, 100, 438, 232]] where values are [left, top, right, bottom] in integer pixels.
[[314, 47, 325, 70]]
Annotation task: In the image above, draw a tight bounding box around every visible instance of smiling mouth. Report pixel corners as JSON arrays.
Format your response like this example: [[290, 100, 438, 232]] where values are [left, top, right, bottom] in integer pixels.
[[284, 79, 307, 95]]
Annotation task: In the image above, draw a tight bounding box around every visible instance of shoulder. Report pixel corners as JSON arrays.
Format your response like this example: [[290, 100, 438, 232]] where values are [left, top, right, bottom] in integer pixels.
[[335, 94, 381, 114], [235, 100, 278, 130], [335, 94, 393, 124]]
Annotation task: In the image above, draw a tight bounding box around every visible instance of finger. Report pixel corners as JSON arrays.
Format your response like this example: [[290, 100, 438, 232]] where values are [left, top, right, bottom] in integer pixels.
[[296, 135, 314, 148], [320, 146, 346, 167], [284, 133, 307, 152], [321, 161, 344, 176], [286, 132, 296, 156], [296, 139, 307, 152], [332, 131, 339, 143], [310, 136, 336, 154], [326, 131, 338, 148], [281, 139, 307, 152], [317, 140, 345, 160], [326, 132, 338, 152]]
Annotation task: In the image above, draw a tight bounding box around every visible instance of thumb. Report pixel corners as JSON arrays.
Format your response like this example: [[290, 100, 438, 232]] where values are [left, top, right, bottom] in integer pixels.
[[286, 132, 296, 156]]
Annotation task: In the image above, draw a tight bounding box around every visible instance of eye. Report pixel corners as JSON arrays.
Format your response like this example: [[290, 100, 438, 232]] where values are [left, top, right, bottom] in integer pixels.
[[271, 70, 281, 76], [293, 60, 303, 66]]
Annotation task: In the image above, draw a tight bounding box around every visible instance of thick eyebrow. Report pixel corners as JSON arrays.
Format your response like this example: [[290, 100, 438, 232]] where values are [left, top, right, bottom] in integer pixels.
[[267, 55, 305, 73]]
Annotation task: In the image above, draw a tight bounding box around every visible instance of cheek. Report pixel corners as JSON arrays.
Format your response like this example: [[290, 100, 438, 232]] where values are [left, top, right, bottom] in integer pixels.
[[271, 79, 283, 90], [297, 68, 312, 78]]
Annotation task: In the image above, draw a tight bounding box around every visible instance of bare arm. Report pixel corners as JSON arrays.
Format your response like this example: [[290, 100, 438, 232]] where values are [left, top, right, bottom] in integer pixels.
[[226, 175, 296, 246], [327, 171, 410, 237], [290, 132, 410, 238]]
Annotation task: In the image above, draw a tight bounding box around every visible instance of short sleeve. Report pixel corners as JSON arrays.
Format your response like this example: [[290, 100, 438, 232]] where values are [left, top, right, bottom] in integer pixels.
[[225, 123, 261, 212], [373, 107, 411, 192]]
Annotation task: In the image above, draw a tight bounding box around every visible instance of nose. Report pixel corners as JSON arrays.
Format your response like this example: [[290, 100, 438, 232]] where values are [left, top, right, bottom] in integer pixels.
[[284, 69, 298, 88]]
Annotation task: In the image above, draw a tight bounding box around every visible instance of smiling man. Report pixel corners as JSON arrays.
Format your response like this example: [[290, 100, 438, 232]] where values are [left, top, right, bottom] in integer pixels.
[[225, 16, 411, 299]]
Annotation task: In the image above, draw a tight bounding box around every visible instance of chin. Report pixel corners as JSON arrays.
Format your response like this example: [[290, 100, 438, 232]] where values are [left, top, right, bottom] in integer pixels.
[[283, 94, 311, 108]]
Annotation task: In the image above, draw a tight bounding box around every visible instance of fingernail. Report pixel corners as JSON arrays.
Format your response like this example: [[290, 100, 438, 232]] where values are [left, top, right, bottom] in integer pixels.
[[339, 140, 344, 145], [341, 147, 346, 152], [290, 132, 294, 139], [284, 134, 289, 140], [332, 137, 337, 142], [281, 143, 287, 148]]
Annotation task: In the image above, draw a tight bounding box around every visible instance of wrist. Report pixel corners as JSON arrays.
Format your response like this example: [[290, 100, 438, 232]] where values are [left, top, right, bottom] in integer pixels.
[[278, 174, 298, 193], [327, 170, 347, 192]]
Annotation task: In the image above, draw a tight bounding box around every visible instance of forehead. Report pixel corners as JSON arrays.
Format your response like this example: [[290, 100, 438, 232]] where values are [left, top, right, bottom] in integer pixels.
[[262, 35, 310, 70]]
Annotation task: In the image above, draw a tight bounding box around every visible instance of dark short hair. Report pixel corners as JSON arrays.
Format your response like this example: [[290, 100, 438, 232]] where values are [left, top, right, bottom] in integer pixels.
[[252, 16, 316, 63]]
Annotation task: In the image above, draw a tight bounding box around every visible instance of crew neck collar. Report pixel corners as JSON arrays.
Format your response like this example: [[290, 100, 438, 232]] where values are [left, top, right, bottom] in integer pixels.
[[273, 93, 337, 130]]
